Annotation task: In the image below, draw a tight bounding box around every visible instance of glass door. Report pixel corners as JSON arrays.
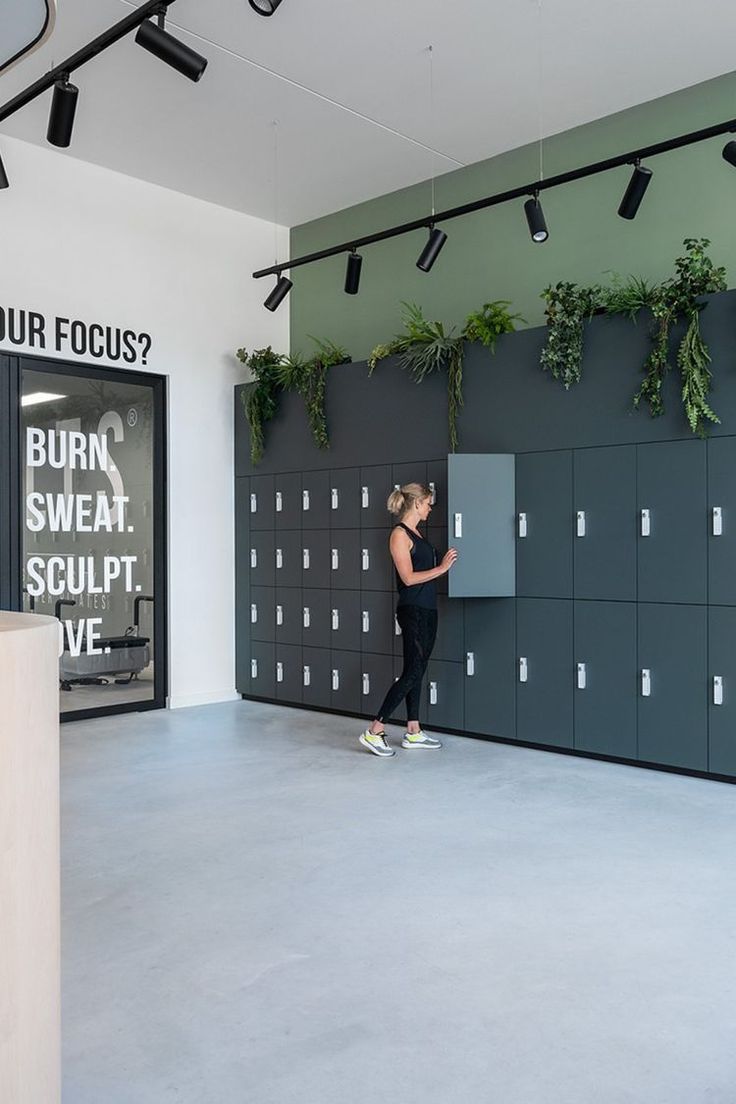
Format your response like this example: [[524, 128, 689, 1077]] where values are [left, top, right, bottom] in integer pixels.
[[20, 358, 166, 718]]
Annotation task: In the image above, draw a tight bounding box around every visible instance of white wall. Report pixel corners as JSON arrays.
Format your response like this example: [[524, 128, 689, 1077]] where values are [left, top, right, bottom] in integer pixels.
[[0, 135, 289, 708]]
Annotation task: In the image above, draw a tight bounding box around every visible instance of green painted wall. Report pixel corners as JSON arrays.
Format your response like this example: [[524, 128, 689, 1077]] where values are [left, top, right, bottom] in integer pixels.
[[290, 71, 736, 360]]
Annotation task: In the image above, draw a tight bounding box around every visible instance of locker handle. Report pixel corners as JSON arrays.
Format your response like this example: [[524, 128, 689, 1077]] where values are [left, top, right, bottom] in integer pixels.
[[394, 483, 400, 491], [429, 481, 436, 505], [641, 668, 651, 697], [466, 651, 475, 677], [303, 606, 310, 629], [395, 617, 402, 636], [302, 489, 310, 511], [251, 658, 258, 678], [331, 608, 339, 631], [519, 656, 528, 683], [276, 604, 283, 626], [332, 668, 340, 691], [250, 492, 257, 513], [577, 662, 587, 690], [576, 511, 586, 538], [275, 548, 283, 570], [429, 681, 438, 706], [303, 665, 311, 687], [362, 673, 370, 696], [362, 548, 370, 571], [331, 488, 339, 510], [250, 548, 257, 569], [713, 675, 724, 706], [713, 506, 723, 537], [303, 547, 310, 570], [361, 486, 369, 509], [250, 602, 257, 624], [362, 611, 370, 633], [453, 512, 463, 539], [276, 661, 283, 683], [518, 512, 527, 539], [275, 491, 283, 512], [331, 548, 339, 571], [640, 508, 651, 537]]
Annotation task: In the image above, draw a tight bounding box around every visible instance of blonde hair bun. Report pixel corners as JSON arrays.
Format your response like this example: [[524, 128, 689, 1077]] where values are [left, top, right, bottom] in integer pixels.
[[386, 482, 431, 516]]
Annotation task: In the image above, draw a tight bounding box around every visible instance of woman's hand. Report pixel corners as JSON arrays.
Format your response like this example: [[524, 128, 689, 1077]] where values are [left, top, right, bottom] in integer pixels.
[[441, 549, 458, 573]]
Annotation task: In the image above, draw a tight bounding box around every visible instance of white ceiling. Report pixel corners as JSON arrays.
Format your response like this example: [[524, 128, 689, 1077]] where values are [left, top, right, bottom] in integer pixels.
[[1, 0, 736, 228]]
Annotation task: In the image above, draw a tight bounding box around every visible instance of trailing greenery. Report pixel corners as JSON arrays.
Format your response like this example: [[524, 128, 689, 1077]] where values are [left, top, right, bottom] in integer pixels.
[[462, 300, 525, 351], [236, 346, 284, 464], [539, 282, 603, 389], [599, 274, 657, 321]]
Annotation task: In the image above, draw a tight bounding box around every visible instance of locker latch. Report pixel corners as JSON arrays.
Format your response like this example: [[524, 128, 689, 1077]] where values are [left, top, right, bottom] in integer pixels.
[[429, 481, 436, 505], [331, 488, 339, 510], [466, 651, 475, 677], [453, 512, 463, 539], [713, 506, 723, 537], [519, 656, 528, 683], [395, 617, 401, 636], [361, 486, 369, 509], [276, 605, 283, 626], [332, 668, 340, 691], [303, 548, 310, 570], [518, 512, 527, 539], [250, 492, 257, 513], [303, 607, 310, 629], [362, 611, 370, 633], [275, 548, 283, 569], [275, 491, 283, 513], [362, 673, 370, 696], [331, 608, 339, 631], [331, 548, 339, 570], [641, 668, 651, 697], [251, 658, 258, 678], [250, 603, 257, 624], [276, 661, 283, 683], [303, 665, 311, 687], [250, 548, 257, 569], [577, 662, 587, 690], [429, 681, 438, 705], [576, 511, 586, 538], [713, 675, 724, 706], [302, 489, 310, 511], [640, 508, 651, 537], [362, 548, 370, 571]]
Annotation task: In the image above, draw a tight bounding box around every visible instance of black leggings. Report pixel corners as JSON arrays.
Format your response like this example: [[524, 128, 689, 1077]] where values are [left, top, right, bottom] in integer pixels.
[[374, 605, 438, 724]]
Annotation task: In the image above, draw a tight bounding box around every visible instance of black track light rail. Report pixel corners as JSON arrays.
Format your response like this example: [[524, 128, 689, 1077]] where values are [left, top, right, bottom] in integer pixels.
[[0, 0, 178, 126], [253, 113, 736, 280]]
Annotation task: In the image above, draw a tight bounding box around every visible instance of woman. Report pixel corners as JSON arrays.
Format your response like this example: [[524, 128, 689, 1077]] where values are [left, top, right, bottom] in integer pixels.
[[359, 482, 457, 757]]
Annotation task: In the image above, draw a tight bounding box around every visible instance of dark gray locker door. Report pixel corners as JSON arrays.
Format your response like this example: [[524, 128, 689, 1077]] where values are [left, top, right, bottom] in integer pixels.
[[707, 437, 736, 606], [448, 453, 516, 598], [275, 587, 302, 647], [427, 526, 449, 596], [360, 591, 395, 657], [392, 461, 427, 496], [274, 472, 302, 531], [302, 646, 332, 709], [637, 440, 707, 605], [433, 595, 464, 662], [422, 661, 464, 731], [302, 469, 330, 530], [359, 528, 393, 592], [249, 474, 275, 531], [426, 459, 447, 525], [464, 599, 516, 739], [249, 530, 275, 587], [516, 598, 573, 748], [302, 589, 331, 650], [516, 451, 573, 599], [360, 465, 392, 527], [302, 529, 330, 589], [250, 585, 275, 643], [637, 603, 707, 770], [275, 644, 302, 704], [273, 530, 302, 588], [329, 529, 360, 590], [359, 653, 395, 717], [573, 445, 636, 601], [574, 601, 637, 759], [330, 589, 361, 652], [330, 649, 362, 712], [329, 468, 360, 528], [708, 606, 736, 776], [250, 640, 275, 698], [235, 478, 251, 695]]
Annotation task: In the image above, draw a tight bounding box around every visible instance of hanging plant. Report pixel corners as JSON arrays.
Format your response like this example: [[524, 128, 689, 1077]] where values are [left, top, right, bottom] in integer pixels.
[[462, 300, 525, 352], [278, 337, 351, 452], [539, 281, 603, 389], [236, 346, 284, 464]]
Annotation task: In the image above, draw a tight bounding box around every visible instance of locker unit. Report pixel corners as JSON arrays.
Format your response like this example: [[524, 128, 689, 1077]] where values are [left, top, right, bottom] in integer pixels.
[[573, 446, 636, 602], [330, 589, 361, 652], [301, 469, 331, 530], [426, 458, 447, 521], [329, 468, 361, 528], [302, 646, 332, 708], [432, 595, 464, 662], [464, 599, 516, 739], [516, 451, 573, 599], [273, 530, 302, 588], [637, 440, 707, 605], [359, 590, 395, 657], [250, 585, 275, 642], [448, 453, 515, 598], [249, 530, 275, 587], [392, 461, 427, 496], [235, 477, 251, 695], [422, 660, 464, 731], [329, 529, 361, 590], [302, 589, 332, 650], [274, 587, 303, 647], [274, 472, 302, 530], [275, 644, 302, 704], [708, 606, 736, 775], [516, 599, 574, 748], [249, 640, 276, 699], [359, 528, 393, 591], [573, 600, 637, 759], [360, 653, 394, 714], [360, 464, 392, 526], [330, 648, 362, 712], [301, 529, 331, 589], [249, 474, 275, 531], [707, 436, 736, 606]]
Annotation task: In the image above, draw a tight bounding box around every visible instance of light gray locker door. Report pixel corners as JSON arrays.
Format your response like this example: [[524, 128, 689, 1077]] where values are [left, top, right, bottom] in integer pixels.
[[329, 530, 360, 590], [516, 451, 572, 599], [573, 445, 636, 601], [249, 473, 274, 531], [274, 472, 301, 531], [250, 641, 275, 699], [637, 440, 706, 605], [329, 468, 360, 529], [235, 477, 251, 695], [250, 585, 275, 643], [302, 469, 330, 530], [359, 528, 393, 592], [274, 587, 302, 647], [448, 453, 515, 598], [302, 646, 332, 709], [302, 529, 330, 590], [249, 530, 275, 588], [302, 589, 331, 650], [330, 589, 361, 652], [708, 437, 736, 606], [273, 530, 302, 588], [422, 661, 464, 731], [574, 600, 637, 759], [637, 603, 707, 771], [360, 591, 395, 657], [275, 644, 302, 704], [464, 599, 516, 739], [516, 598, 573, 748], [360, 465, 392, 527], [708, 606, 736, 776]]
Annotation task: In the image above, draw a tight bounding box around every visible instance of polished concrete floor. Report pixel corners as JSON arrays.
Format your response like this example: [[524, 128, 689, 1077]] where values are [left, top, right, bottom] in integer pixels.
[[62, 701, 736, 1103]]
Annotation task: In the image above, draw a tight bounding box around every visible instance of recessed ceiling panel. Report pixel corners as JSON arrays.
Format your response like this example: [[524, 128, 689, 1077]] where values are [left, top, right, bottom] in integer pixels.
[[0, 0, 56, 75]]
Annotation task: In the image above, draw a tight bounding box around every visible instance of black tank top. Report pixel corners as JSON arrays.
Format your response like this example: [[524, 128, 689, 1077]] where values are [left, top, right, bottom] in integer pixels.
[[395, 523, 437, 610]]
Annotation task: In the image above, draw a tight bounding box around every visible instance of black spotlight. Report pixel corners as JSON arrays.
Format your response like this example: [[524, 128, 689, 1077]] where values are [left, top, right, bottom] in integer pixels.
[[722, 141, 736, 168], [47, 78, 79, 148], [344, 251, 362, 295], [0, 150, 8, 190], [618, 163, 653, 220], [416, 226, 447, 272], [524, 194, 548, 242], [264, 275, 292, 312], [249, 0, 284, 14], [135, 18, 208, 82]]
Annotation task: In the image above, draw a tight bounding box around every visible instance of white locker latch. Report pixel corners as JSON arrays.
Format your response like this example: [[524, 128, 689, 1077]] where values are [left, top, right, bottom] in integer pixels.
[[577, 662, 587, 690], [303, 547, 310, 570], [303, 606, 310, 629], [275, 548, 283, 570], [576, 511, 586, 538], [302, 489, 310, 511], [276, 661, 283, 683], [332, 668, 340, 691], [429, 481, 436, 505], [275, 491, 283, 513], [251, 658, 258, 679], [519, 656, 528, 683], [394, 483, 400, 491], [641, 668, 651, 697], [250, 492, 257, 513], [331, 488, 339, 510], [331, 548, 339, 571], [362, 673, 370, 696], [331, 608, 340, 631], [362, 611, 370, 633], [395, 617, 402, 636], [362, 548, 370, 571], [276, 604, 283, 626], [466, 651, 475, 677], [453, 512, 463, 539], [303, 665, 311, 687], [429, 681, 438, 705], [518, 512, 528, 539], [361, 486, 369, 509], [713, 675, 724, 706], [250, 603, 257, 624], [250, 548, 257, 569], [713, 506, 723, 537], [640, 509, 651, 537]]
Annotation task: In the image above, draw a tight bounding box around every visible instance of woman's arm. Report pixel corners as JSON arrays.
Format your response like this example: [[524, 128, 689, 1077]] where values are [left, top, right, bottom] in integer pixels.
[[389, 528, 457, 586]]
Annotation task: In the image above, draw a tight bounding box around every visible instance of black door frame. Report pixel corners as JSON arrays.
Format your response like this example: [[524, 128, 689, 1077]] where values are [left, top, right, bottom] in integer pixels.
[[1, 352, 168, 721]]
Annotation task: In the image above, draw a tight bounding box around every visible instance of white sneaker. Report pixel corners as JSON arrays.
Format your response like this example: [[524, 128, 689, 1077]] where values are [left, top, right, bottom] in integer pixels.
[[359, 729, 395, 757], [402, 730, 442, 749]]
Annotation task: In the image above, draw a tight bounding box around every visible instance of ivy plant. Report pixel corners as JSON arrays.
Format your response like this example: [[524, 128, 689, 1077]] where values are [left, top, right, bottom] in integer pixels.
[[539, 281, 603, 389]]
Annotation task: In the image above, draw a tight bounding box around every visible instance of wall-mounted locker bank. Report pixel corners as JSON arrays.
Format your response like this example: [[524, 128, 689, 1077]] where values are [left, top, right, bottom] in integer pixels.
[[235, 288, 736, 782]]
